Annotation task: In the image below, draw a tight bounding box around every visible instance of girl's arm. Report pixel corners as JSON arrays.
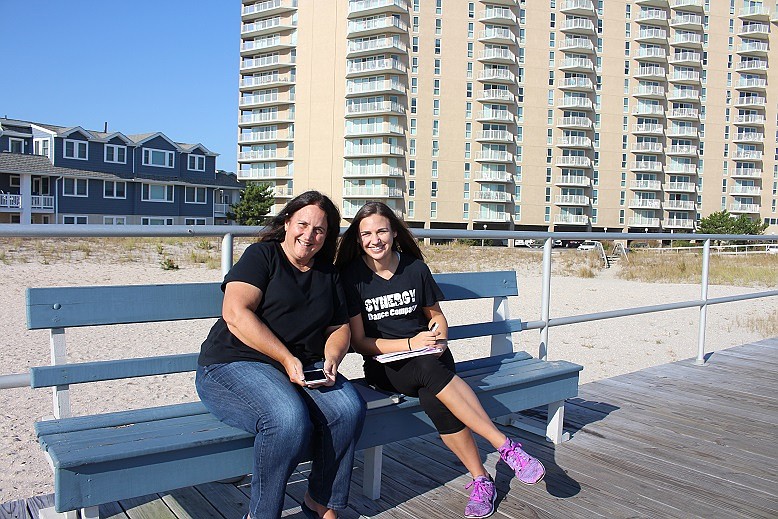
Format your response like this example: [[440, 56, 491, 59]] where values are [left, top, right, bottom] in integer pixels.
[[348, 303, 447, 356], [423, 303, 449, 351]]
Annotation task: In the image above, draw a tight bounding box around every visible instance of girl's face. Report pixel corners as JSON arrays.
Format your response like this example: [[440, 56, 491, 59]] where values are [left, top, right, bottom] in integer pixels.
[[358, 214, 396, 262]]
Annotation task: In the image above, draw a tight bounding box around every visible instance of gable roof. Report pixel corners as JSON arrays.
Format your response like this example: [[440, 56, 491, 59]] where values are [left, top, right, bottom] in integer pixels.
[[127, 132, 181, 150]]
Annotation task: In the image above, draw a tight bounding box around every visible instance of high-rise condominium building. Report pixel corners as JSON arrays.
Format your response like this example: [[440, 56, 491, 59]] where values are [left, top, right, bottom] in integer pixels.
[[237, 0, 778, 234]]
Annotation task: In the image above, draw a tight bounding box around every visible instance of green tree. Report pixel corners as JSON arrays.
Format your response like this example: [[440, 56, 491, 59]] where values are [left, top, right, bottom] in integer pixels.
[[227, 182, 274, 226], [698, 210, 767, 243]]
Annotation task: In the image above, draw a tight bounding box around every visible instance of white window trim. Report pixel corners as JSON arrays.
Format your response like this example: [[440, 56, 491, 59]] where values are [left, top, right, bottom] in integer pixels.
[[188, 154, 206, 171], [104, 144, 127, 164], [34, 138, 51, 158], [64, 139, 89, 160], [142, 183, 175, 203], [63, 214, 89, 224], [9, 137, 25, 153], [9, 175, 20, 188], [142, 217, 174, 225], [103, 180, 127, 199], [185, 186, 207, 204], [103, 216, 127, 225], [185, 218, 207, 225], [63, 178, 89, 197], [142, 148, 175, 168]]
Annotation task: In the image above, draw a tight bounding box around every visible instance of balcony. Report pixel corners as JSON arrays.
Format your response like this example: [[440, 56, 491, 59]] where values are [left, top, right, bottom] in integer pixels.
[[554, 213, 589, 225], [555, 194, 590, 206], [0, 194, 55, 211], [631, 161, 662, 172], [239, 92, 294, 109], [237, 167, 292, 180], [479, 8, 517, 24], [347, 36, 407, 58], [558, 136, 592, 148], [344, 122, 403, 137], [737, 41, 769, 56], [558, 97, 594, 110], [342, 185, 403, 198], [475, 170, 513, 183], [478, 48, 517, 64], [242, 0, 298, 19], [731, 167, 762, 178], [633, 85, 666, 98], [238, 149, 294, 162], [629, 198, 661, 209], [347, 15, 407, 36], [664, 218, 695, 229], [346, 58, 406, 78], [632, 123, 664, 135], [636, 9, 668, 25], [557, 116, 593, 129], [238, 130, 293, 144], [239, 73, 293, 90], [667, 89, 699, 101], [560, 38, 595, 53], [732, 149, 763, 161], [477, 68, 516, 84], [735, 95, 767, 108], [345, 100, 405, 117], [560, 77, 594, 91], [666, 144, 698, 155], [666, 107, 698, 119], [737, 78, 768, 91], [736, 59, 768, 73], [343, 205, 403, 218], [476, 130, 514, 143], [475, 150, 514, 163], [241, 17, 296, 37], [734, 132, 764, 143], [473, 190, 511, 202], [636, 28, 668, 43], [631, 179, 663, 191], [344, 143, 404, 157], [240, 35, 295, 55], [634, 66, 666, 79], [729, 202, 760, 213], [670, 13, 703, 29], [628, 216, 661, 227], [634, 47, 668, 62], [670, 0, 703, 10], [347, 0, 408, 18], [559, 57, 595, 72], [672, 33, 703, 47], [560, 18, 596, 35], [213, 203, 229, 216], [739, 5, 770, 20], [345, 79, 405, 97], [478, 28, 517, 45], [240, 54, 296, 73], [669, 70, 701, 84], [669, 51, 701, 65], [734, 114, 765, 125], [476, 211, 511, 223], [730, 185, 762, 196], [666, 126, 698, 138], [632, 105, 666, 116], [636, 0, 669, 6], [239, 111, 294, 126], [343, 165, 403, 178], [556, 156, 592, 167], [556, 175, 591, 187], [665, 163, 697, 174], [561, 0, 596, 15], [665, 181, 696, 192], [664, 199, 695, 210], [631, 142, 663, 154], [477, 109, 514, 123], [740, 22, 770, 38]]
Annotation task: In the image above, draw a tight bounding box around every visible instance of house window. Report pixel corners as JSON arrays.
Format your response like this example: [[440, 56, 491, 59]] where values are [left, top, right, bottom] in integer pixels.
[[142, 148, 175, 168], [64, 139, 88, 160], [104, 216, 126, 225], [185, 186, 207, 204], [103, 181, 127, 199], [9, 175, 20, 188], [63, 178, 88, 197], [104, 144, 127, 164], [142, 217, 174, 225], [34, 139, 50, 158], [9, 138, 24, 153], [188, 155, 206, 171], [63, 215, 88, 224], [142, 183, 175, 202], [185, 218, 207, 225]]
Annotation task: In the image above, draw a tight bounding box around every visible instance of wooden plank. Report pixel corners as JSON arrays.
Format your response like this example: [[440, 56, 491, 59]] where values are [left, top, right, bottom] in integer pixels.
[[159, 487, 223, 519], [118, 495, 176, 519], [0, 499, 29, 519], [433, 271, 518, 301], [25, 495, 53, 519], [193, 481, 249, 519], [98, 501, 129, 519]]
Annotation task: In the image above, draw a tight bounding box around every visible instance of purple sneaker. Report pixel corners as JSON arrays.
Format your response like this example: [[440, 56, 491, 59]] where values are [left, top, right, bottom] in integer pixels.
[[464, 475, 496, 518], [498, 438, 545, 484]]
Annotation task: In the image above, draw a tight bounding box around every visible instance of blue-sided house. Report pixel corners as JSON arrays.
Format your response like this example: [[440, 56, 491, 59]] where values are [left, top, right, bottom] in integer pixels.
[[0, 118, 244, 225]]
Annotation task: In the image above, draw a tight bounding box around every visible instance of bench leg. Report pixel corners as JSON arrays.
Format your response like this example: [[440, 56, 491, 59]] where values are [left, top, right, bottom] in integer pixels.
[[546, 400, 567, 445], [38, 507, 78, 519], [362, 446, 383, 500]]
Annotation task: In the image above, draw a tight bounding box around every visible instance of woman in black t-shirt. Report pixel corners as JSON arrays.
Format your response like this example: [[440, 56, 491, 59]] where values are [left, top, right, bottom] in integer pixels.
[[196, 191, 365, 519], [336, 202, 544, 519]]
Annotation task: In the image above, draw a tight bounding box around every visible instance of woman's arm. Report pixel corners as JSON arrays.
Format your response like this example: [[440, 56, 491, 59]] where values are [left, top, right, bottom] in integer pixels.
[[222, 281, 305, 386], [321, 323, 350, 386]]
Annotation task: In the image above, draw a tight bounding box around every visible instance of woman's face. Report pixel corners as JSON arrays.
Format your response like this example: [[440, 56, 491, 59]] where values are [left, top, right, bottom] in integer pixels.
[[358, 214, 396, 262], [283, 204, 328, 265]]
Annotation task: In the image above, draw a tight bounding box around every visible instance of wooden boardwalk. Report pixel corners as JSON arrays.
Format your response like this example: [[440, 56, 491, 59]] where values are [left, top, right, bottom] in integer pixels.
[[3, 338, 777, 519]]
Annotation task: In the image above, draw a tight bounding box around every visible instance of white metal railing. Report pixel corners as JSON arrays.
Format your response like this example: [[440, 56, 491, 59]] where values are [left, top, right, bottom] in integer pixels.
[[347, 36, 407, 54], [736, 59, 768, 71], [558, 116, 592, 128], [0, 194, 55, 209], [637, 28, 667, 40], [555, 194, 589, 205], [560, 18, 595, 32], [556, 175, 591, 186], [479, 48, 516, 61], [631, 179, 662, 190], [673, 33, 702, 45], [475, 170, 512, 182], [346, 100, 405, 115], [562, 77, 594, 89], [553, 213, 588, 224], [670, 70, 700, 81], [664, 199, 695, 210], [346, 79, 404, 95], [348, 16, 408, 33], [347, 58, 406, 75], [630, 198, 661, 209], [633, 123, 664, 133], [665, 163, 697, 174], [477, 130, 513, 141], [476, 150, 513, 162], [667, 108, 698, 118], [473, 190, 511, 202], [732, 168, 762, 178]]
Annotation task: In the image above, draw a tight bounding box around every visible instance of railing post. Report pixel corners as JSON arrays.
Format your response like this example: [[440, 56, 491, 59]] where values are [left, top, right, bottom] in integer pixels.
[[539, 238, 552, 360], [696, 238, 711, 365], [221, 233, 234, 277], [50, 328, 71, 419]]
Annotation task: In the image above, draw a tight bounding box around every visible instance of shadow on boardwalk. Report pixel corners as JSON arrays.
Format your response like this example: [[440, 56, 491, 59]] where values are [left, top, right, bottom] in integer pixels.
[[3, 338, 777, 518]]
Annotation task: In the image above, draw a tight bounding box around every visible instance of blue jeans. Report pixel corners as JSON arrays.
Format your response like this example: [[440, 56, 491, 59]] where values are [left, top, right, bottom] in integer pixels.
[[195, 361, 366, 519]]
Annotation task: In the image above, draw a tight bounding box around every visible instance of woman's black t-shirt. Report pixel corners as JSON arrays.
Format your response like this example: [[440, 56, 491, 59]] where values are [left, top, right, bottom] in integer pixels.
[[341, 253, 444, 343], [198, 241, 349, 367]]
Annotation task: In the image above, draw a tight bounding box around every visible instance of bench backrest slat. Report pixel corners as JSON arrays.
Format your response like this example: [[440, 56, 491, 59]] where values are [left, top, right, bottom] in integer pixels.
[[26, 271, 518, 330]]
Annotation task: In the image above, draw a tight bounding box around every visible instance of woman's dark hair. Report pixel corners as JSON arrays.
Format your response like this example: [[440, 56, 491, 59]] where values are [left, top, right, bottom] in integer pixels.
[[257, 190, 341, 263], [335, 201, 423, 268]]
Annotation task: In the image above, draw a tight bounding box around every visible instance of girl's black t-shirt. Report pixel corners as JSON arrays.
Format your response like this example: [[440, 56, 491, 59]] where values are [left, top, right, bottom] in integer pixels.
[[341, 253, 444, 342], [198, 241, 349, 367]]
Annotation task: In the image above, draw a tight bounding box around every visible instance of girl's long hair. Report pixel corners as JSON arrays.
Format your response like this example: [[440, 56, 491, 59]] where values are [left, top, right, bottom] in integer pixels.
[[257, 190, 341, 264], [335, 201, 423, 268]]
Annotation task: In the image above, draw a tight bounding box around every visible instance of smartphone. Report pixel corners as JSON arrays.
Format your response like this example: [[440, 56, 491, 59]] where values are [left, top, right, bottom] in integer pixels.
[[303, 369, 327, 385]]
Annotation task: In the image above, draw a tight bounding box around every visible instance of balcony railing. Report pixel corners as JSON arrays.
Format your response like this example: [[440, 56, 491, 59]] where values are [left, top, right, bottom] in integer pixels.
[[557, 156, 592, 167], [346, 79, 405, 95], [737, 78, 768, 89], [667, 108, 698, 118], [632, 142, 663, 153], [736, 59, 768, 71], [734, 114, 765, 125], [633, 123, 664, 134], [477, 130, 514, 142], [664, 218, 695, 228], [666, 145, 697, 155], [475, 170, 512, 182], [628, 216, 661, 227], [729, 202, 760, 213], [479, 48, 516, 62], [665, 163, 697, 174], [554, 213, 589, 225], [561, 77, 594, 89], [478, 68, 516, 82], [347, 16, 407, 34], [629, 198, 661, 209], [344, 144, 404, 156], [477, 110, 513, 122], [631, 179, 663, 190], [732, 150, 763, 160], [664, 200, 695, 210], [0, 194, 55, 210], [242, 0, 297, 17], [560, 18, 596, 32], [672, 33, 702, 45], [347, 0, 408, 15], [478, 90, 514, 102], [558, 136, 592, 147], [557, 116, 592, 128], [731, 168, 762, 178], [666, 181, 696, 192], [734, 132, 764, 142], [730, 185, 762, 195], [345, 100, 405, 115], [558, 97, 594, 110], [556, 175, 591, 187], [631, 161, 662, 171], [473, 190, 511, 202], [343, 165, 404, 178], [342, 186, 403, 197], [238, 149, 294, 160], [346, 58, 406, 75], [475, 150, 514, 162], [347, 36, 407, 55], [555, 194, 590, 205], [669, 70, 701, 82]]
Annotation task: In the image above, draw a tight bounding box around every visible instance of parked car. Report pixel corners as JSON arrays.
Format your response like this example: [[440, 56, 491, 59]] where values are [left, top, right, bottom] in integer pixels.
[[577, 240, 599, 251], [767, 244, 778, 254]]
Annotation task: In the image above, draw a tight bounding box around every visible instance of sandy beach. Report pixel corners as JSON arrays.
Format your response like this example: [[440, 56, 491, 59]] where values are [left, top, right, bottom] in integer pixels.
[[0, 244, 775, 503]]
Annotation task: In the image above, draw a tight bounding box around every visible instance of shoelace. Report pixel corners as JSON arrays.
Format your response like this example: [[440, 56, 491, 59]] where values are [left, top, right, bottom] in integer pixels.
[[503, 443, 529, 469], [465, 478, 491, 503]]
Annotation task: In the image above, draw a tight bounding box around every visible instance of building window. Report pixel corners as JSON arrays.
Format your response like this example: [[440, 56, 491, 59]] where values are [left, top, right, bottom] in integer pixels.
[[463, 203, 469, 219], [9, 138, 24, 153], [63, 215, 88, 224], [34, 139, 50, 158], [142, 217, 174, 225], [104, 216, 126, 225], [142, 183, 175, 202], [185, 186, 207, 204], [103, 181, 126, 199], [104, 144, 127, 164], [408, 200, 415, 218], [63, 178, 88, 197], [64, 139, 88, 160], [185, 218, 207, 225], [430, 201, 437, 218], [142, 148, 175, 168], [408, 180, 415, 196], [431, 181, 438, 197], [188, 155, 206, 171]]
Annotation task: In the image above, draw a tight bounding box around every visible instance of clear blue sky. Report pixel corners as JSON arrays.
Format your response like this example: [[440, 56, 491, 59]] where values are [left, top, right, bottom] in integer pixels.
[[2, 1, 240, 171]]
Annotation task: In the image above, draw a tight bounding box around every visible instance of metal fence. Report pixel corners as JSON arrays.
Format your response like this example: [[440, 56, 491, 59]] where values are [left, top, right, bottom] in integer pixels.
[[0, 224, 776, 390]]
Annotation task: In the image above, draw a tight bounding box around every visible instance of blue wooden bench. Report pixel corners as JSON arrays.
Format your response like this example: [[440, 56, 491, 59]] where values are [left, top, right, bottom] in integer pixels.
[[26, 270, 582, 518]]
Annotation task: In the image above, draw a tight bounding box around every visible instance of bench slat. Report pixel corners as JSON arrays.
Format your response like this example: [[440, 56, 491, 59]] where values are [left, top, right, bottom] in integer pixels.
[[432, 271, 518, 300]]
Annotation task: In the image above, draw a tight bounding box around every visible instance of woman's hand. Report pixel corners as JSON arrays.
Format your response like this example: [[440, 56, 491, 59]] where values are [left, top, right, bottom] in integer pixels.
[[321, 357, 339, 387], [282, 356, 307, 387]]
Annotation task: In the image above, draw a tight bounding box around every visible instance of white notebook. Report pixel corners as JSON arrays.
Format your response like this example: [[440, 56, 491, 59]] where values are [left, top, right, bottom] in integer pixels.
[[373, 347, 443, 364]]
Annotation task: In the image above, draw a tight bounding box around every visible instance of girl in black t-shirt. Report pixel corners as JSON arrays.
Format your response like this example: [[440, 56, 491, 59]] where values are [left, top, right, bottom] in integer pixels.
[[336, 202, 545, 519]]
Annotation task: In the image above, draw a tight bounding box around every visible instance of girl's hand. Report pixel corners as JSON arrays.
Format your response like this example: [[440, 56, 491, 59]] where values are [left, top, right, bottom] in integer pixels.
[[410, 329, 441, 349]]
